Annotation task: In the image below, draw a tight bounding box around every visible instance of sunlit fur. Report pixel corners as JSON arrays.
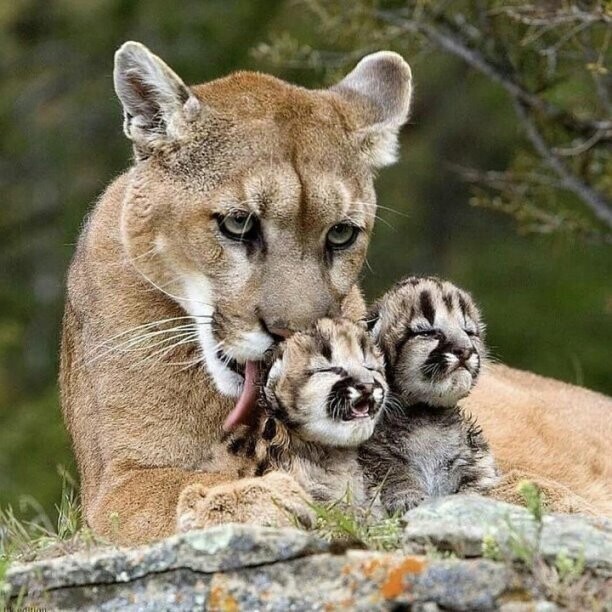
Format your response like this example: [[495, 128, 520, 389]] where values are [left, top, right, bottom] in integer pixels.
[[217, 318, 388, 506], [361, 276, 499, 515]]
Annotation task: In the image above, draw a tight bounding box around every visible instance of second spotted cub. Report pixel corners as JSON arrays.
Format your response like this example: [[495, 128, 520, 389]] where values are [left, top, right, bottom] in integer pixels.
[[361, 276, 500, 515]]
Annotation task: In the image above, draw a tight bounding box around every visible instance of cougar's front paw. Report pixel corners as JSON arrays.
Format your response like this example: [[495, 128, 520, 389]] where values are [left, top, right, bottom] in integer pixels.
[[176, 471, 314, 532]]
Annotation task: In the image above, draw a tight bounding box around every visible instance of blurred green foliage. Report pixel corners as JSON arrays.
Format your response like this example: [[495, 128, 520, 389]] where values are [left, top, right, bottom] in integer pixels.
[[0, 0, 610, 518]]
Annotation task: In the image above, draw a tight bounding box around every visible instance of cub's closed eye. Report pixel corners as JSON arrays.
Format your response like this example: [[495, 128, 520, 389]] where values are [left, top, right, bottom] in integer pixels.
[[465, 330, 478, 337], [217, 212, 259, 242], [413, 329, 440, 337], [326, 223, 360, 250], [309, 366, 348, 377]]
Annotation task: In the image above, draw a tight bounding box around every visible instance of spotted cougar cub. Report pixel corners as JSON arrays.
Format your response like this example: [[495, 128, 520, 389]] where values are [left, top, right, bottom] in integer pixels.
[[221, 318, 388, 507], [360, 276, 500, 515]]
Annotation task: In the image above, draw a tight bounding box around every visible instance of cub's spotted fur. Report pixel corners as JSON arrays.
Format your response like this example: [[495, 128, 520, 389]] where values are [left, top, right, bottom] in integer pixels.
[[217, 318, 388, 507], [361, 276, 499, 514]]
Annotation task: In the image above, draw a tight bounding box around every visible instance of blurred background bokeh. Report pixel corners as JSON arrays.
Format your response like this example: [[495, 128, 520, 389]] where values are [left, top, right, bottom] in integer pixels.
[[1, 0, 610, 518]]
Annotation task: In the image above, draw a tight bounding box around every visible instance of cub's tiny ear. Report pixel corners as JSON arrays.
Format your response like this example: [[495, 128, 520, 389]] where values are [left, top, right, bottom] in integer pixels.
[[331, 51, 413, 168], [113, 41, 202, 158], [262, 347, 278, 371], [364, 310, 380, 333]]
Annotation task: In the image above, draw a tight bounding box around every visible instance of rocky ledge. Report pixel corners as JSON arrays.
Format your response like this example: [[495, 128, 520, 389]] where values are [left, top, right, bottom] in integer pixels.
[[3, 495, 611, 610]]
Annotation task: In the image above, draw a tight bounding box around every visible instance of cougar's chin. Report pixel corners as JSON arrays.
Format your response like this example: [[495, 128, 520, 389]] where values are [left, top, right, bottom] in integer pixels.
[[204, 331, 274, 398], [199, 328, 245, 397], [222, 330, 275, 363]]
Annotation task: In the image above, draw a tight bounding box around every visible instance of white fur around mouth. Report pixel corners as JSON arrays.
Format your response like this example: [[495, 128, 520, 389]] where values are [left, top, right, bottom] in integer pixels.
[[180, 275, 274, 397], [179, 275, 243, 397], [223, 330, 274, 362], [201, 331, 246, 397]]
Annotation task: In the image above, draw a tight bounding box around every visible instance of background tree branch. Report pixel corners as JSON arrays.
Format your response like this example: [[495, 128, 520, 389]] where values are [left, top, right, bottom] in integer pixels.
[[257, 0, 611, 238]]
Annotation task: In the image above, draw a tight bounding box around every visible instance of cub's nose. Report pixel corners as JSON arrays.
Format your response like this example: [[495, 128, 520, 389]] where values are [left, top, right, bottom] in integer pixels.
[[451, 347, 474, 363], [354, 382, 374, 399]]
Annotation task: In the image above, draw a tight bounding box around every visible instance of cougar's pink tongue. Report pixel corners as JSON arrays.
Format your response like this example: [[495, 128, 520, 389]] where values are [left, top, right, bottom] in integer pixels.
[[223, 360, 259, 431]]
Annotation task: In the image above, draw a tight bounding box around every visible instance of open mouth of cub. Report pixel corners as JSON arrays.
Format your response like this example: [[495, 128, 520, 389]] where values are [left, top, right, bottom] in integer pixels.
[[341, 398, 379, 422]]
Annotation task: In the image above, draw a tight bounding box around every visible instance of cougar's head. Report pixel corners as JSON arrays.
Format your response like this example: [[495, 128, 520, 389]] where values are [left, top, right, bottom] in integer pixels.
[[113, 42, 412, 425]]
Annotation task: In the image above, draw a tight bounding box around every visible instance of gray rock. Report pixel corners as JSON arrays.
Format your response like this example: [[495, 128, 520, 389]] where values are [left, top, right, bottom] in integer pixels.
[[4, 497, 610, 610], [402, 495, 612, 573], [500, 603, 559, 612], [9, 549, 515, 611], [6, 524, 327, 595], [207, 551, 510, 611]]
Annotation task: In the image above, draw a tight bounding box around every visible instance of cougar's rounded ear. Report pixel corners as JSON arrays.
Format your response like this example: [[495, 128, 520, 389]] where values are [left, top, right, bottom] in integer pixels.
[[113, 41, 202, 158], [331, 51, 413, 167]]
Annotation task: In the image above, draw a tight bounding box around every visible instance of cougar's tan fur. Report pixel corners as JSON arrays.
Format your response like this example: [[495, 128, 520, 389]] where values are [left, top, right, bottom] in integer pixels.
[[61, 43, 610, 546], [61, 43, 412, 544], [468, 365, 612, 514]]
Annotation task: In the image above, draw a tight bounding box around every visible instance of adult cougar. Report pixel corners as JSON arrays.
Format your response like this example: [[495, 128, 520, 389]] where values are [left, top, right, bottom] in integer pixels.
[[61, 43, 610, 545], [61, 42, 412, 544]]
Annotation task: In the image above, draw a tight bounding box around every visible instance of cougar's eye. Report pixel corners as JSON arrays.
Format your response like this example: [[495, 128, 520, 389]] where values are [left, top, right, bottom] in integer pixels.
[[326, 223, 359, 249], [218, 212, 258, 242]]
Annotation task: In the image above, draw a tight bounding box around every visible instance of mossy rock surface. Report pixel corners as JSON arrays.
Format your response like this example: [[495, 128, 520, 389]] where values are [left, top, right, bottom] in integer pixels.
[[5, 496, 611, 610]]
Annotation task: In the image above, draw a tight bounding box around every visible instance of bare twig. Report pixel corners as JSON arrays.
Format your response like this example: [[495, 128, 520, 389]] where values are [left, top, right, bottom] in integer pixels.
[[513, 100, 612, 228], [450, 165, 561, 190], [553, 129, 611, 157], [375, 9, 612, 135], [492, 6, 612, 27]]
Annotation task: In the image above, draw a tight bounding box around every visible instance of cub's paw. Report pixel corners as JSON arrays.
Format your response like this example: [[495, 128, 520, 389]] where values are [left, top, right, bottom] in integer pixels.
[[176, 471, 314, 532], [383, 489, 426, 516]]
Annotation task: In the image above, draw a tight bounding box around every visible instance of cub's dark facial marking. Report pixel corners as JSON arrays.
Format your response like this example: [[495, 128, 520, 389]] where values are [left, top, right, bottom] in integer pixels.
[[419, 290, 435, 326], [361, 276, 499, 516]]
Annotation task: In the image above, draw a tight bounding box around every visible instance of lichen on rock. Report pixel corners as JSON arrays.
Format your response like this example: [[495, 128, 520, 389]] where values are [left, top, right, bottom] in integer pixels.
[[4, 496, 610, 610]]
